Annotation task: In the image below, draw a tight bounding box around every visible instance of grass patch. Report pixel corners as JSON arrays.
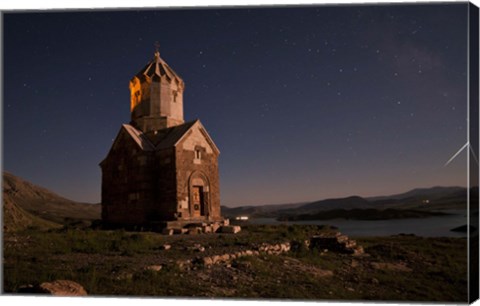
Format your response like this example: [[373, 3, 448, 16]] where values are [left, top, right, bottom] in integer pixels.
[[3, 226, 468, 302]]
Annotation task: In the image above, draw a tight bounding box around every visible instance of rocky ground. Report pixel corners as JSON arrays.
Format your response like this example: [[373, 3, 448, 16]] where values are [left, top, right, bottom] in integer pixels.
[[3, 224, 469, 302]]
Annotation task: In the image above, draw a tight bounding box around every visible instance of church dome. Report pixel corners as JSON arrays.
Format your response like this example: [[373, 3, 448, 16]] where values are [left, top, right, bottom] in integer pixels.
[[133, 51, 185, 89]]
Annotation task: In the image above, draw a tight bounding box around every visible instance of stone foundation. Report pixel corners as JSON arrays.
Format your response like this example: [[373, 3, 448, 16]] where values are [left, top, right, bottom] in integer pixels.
[[161, 219, 236, 235], [310, 232, 364, 255]]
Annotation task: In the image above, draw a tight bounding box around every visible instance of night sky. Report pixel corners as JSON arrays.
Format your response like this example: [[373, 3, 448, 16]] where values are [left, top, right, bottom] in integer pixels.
[[3, 3, 470, 206]]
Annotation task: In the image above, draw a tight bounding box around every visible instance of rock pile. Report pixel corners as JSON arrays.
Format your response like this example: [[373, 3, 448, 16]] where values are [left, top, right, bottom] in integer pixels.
[[309, 232, 364, 255], [162, 220, 241, 236], [150, 233, 365, 271], [257, 242, 291, 254], [198, 242, 291, 267]]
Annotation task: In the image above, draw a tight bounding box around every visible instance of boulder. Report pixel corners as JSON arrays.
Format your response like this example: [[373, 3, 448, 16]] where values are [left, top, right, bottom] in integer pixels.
[[161, 244, 171, 250], [203, 257, 213, 266], [145, 265, 163, 272], [220, 225, 241, 234], [19, 280, 87, 296], [212, 223, 221, 233], [220, 254, 231, 261], [353, 246, 364, 256], [211, 255, 221, 264], [162, 228, 174, 235]]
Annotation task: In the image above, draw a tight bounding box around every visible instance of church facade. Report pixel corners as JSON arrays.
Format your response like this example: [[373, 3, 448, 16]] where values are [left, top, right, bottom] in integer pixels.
[[100, 50, 223, 229]]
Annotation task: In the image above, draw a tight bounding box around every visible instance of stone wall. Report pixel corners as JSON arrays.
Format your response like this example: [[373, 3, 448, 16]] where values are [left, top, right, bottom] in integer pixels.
[[175, 125, 221, 221], [102, 122, 222, 228], [150, 148, 178, 221], [101, 130, 155, 227], [310, 233, 364, 255], [101, 130, 178, 227]]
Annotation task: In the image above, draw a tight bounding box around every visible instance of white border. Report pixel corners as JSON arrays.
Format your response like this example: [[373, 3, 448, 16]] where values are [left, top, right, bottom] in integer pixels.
[[0, 0, 477, 10], [1, 1, 479, 306]]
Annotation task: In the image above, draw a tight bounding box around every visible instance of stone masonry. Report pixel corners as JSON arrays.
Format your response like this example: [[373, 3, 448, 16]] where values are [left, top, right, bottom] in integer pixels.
[[100, 49, 224, 230]]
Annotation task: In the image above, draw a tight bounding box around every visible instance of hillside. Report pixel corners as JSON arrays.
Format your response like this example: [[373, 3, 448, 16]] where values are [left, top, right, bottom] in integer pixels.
[[2, 171, 470, 226], [288, 196, 373, 214], [3, 171, 101, 226], [3, 196, 60, 232], [4, 225, 469, 301]]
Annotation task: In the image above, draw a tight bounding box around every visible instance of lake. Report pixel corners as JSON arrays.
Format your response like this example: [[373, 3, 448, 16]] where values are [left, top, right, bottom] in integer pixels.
[[244, 210, 472, 237]]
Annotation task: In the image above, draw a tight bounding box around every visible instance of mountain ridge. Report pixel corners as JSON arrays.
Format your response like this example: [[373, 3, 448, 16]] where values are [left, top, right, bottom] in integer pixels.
[[3, 171, 101, 226], [222, 186, 469, 218], [2, 171, 470, 228]]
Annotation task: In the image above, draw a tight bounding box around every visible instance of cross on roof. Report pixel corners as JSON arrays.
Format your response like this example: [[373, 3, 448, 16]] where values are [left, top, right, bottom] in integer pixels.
[[154, 41, 161, 53]]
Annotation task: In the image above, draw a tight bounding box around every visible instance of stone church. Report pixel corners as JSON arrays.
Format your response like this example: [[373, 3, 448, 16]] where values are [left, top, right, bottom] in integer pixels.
[[100, 50, 223, 230]]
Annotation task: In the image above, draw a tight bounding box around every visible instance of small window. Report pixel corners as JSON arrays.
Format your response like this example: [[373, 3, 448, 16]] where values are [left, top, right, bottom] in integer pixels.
[[195, 149, 201, 160]]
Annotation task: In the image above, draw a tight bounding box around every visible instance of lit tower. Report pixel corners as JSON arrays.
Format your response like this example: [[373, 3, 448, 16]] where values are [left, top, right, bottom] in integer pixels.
[[129, 49, 185, 133]]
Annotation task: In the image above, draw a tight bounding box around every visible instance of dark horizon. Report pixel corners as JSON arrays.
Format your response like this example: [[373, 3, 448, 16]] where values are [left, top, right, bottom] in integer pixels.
[[4, 169, 470, 208], [3, 3, 470, 206]]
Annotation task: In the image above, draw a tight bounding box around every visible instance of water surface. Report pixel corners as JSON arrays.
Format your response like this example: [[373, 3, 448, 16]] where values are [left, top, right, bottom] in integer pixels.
[[245, 210, 470, 237]]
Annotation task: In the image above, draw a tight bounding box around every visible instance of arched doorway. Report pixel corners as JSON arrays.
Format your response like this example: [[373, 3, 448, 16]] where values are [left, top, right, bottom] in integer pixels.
[[188, 171, 210, 219]]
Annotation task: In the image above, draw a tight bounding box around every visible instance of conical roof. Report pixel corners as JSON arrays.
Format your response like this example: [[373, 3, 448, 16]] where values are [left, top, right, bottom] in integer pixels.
[[133, 51, 185, 88]]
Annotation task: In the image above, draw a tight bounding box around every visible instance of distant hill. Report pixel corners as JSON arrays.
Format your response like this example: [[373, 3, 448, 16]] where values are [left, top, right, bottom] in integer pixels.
[[368, 186, 466, 201], [368, 187, 468, 210], [3, 170, 470, 227], [223, 186, 469, 220], [3, 195, 61, 232], [292, 196, 372, 213], [3, 171, 101, 227]]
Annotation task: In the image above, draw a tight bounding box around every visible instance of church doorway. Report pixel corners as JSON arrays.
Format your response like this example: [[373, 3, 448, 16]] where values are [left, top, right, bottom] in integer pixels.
[[192, 186, 204, 218], [189, 171, 210, 219]]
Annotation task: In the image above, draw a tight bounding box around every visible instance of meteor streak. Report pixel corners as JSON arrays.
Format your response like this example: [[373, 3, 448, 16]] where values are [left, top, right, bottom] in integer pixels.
[[444, 142, 479, 167]]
